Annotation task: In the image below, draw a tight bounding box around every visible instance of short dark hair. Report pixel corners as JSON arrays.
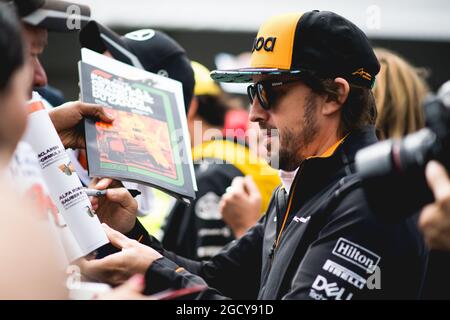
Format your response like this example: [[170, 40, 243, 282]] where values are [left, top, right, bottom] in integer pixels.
[[0, 3, 24, 92], [196, 94, 228, 127], [299, 71, 377, 137]]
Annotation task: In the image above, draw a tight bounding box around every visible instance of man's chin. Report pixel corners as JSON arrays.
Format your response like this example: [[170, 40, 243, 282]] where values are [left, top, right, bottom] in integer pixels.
[[265, 150, 281, 170], [266, 148, 298, 171]]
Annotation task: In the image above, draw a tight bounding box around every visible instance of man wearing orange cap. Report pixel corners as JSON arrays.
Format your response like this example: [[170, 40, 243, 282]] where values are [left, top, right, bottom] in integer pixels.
[[80, 11, 427, 300], [162, 61, 280, 260]]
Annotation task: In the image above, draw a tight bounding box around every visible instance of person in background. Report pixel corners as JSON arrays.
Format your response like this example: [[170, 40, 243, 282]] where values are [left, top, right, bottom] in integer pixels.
[[372, 49, 450, 300], [6, 0, 90, 95], [420, 161, 450, 251], [0, 2, 67, 299], [4, 0, 114, 151], [418, 160, 450, 300], [0, 4, 149, 299], [372, 48, 429, 140], [0, 5, 29, 165]]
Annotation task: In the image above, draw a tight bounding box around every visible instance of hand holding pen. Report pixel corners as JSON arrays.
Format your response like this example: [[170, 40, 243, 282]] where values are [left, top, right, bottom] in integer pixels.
[[86, 178, 140, 234], [85, 188, 141, 198]]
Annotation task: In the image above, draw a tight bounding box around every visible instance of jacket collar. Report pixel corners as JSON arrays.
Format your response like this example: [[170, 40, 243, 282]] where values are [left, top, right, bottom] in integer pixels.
[[289, 126, 378, 211]]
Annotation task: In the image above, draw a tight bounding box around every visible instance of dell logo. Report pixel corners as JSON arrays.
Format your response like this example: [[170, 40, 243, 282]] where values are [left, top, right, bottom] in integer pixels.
[[252, 37, 277, 52]]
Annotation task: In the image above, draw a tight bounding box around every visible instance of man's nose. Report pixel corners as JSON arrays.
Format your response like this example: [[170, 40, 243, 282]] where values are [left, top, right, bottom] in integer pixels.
[[249, 96, 269, 123], [32, 57, 48, 88]]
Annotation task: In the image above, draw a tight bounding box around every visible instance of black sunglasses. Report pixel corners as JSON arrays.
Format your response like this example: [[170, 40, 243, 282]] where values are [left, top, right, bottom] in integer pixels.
[[247, 78, 304, 110]]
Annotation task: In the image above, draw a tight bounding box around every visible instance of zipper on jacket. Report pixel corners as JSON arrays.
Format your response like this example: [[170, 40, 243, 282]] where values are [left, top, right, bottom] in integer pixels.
[[268, 163, 303, 265]]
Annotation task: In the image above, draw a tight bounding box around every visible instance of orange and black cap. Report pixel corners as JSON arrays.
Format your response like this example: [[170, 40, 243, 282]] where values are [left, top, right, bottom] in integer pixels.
[[211, 10, 380, 89]]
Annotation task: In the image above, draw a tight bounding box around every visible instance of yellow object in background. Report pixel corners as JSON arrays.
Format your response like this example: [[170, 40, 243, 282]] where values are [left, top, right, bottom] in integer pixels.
[[192, 139, 281, 215], [138, 188, 176, 241], [191, 61, 221, 96]]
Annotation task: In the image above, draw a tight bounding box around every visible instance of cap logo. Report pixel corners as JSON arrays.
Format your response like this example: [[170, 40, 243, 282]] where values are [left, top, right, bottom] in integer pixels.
[[351, 68, 372, 81], [252, 36, 277, 52], [125, 29, 156, 42], [157, 69, 169, 77]]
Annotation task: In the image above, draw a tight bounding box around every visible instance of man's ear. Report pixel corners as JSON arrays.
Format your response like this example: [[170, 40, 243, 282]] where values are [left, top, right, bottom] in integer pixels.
[[322, 77, 350, 116]]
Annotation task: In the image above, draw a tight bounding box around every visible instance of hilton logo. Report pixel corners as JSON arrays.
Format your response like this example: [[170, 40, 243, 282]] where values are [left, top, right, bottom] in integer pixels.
[[332, 238, 380, 274]]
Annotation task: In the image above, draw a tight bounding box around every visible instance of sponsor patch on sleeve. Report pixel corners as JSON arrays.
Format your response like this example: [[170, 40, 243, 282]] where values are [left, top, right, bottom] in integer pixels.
[[322, 259, 367, 289], [332, 238, 380, 274], [309, 275, 354, 300]]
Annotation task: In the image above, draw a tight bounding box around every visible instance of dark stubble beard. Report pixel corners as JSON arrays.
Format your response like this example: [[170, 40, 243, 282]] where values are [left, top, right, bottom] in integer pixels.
[[277, 93, 319, 171]]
